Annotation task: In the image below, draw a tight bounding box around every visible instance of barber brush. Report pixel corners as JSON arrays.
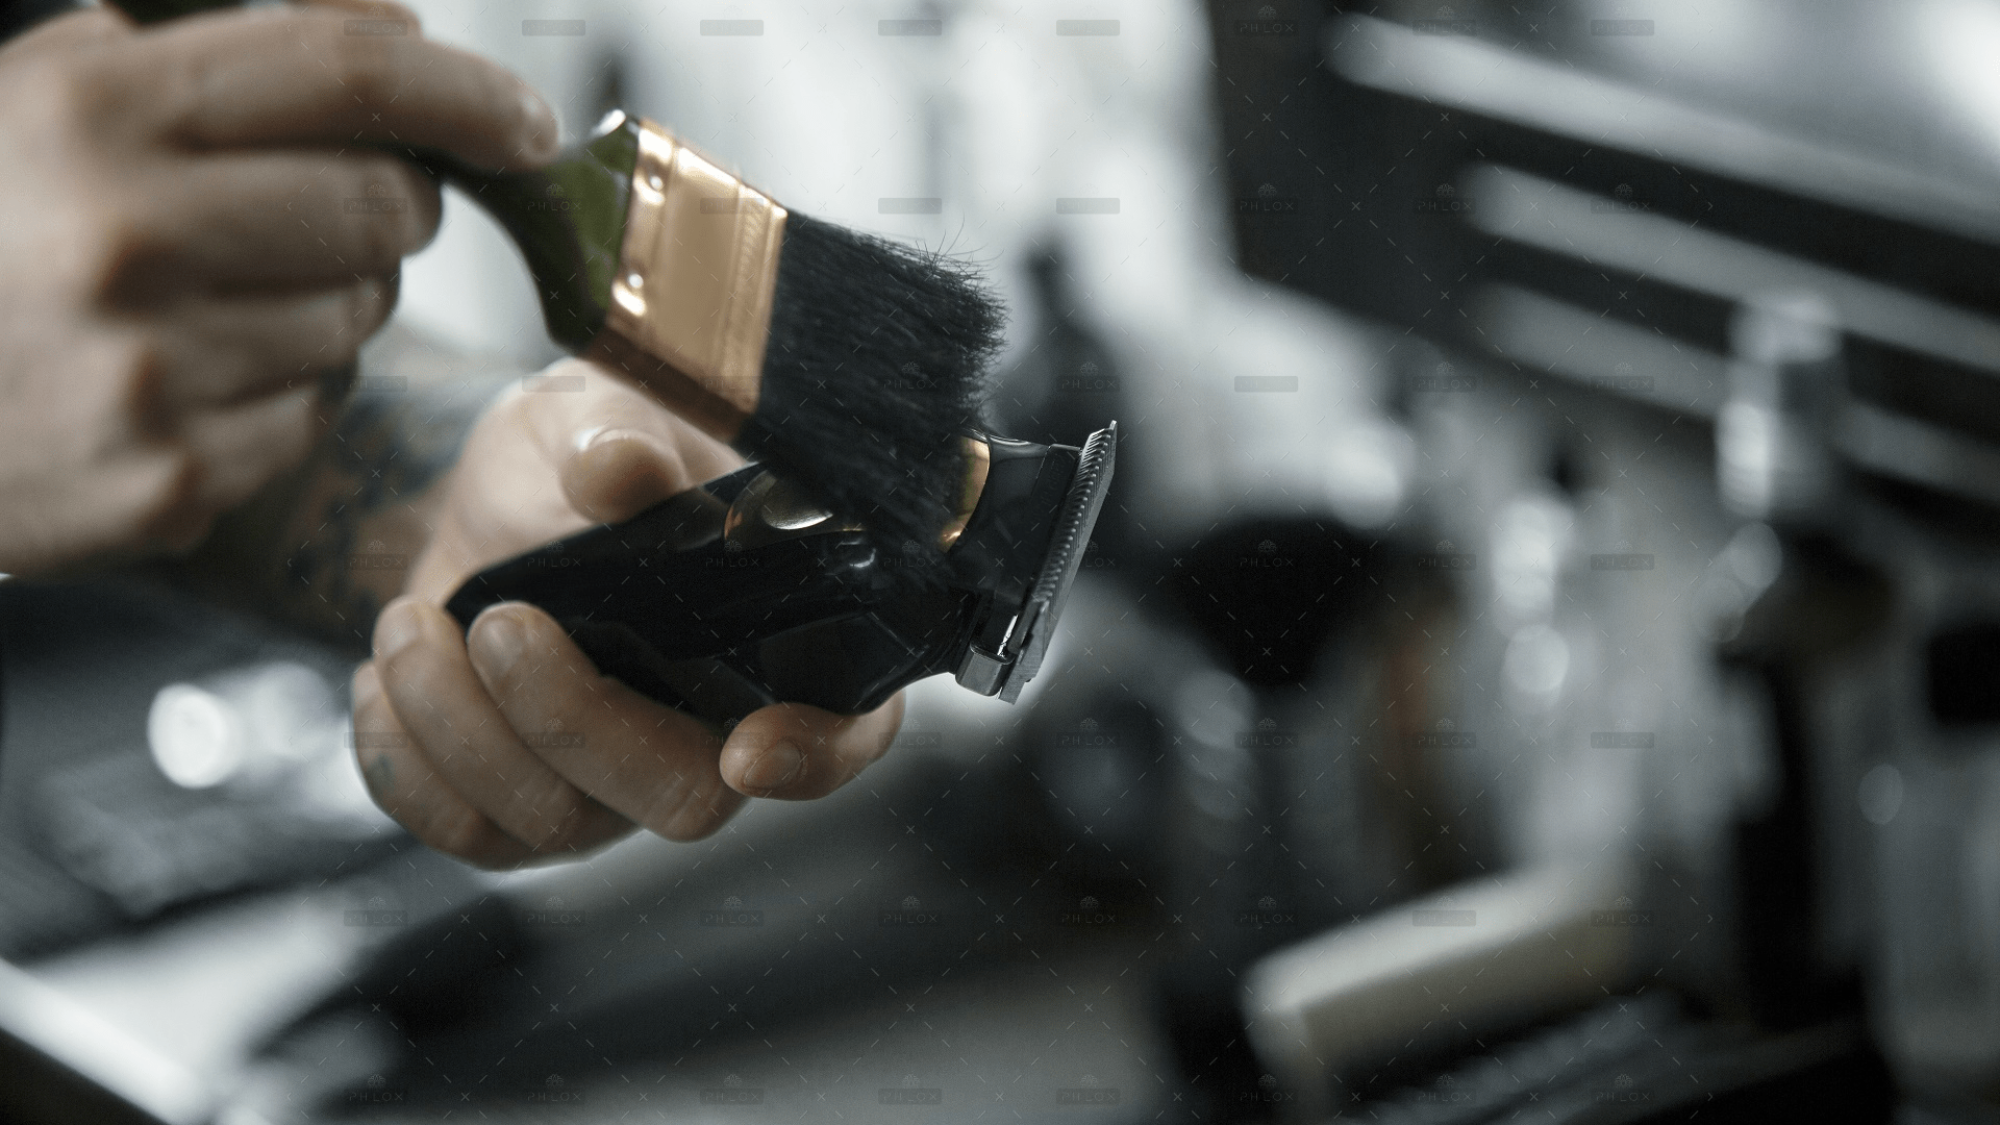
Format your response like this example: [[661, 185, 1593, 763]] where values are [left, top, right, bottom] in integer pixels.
[[114, 2, 1003, 552], [414, 109, 1001, 553]]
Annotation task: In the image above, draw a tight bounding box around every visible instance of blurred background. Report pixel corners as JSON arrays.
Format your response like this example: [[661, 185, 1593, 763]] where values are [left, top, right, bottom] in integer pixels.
[[6, 0, 2000, 1120]]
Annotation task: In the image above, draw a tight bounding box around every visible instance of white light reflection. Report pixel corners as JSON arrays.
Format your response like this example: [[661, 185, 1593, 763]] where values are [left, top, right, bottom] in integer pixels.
[[1490, 495, 1574, 632], [1915, 0, 2000, 175], [1504, 623, 1572, 712]]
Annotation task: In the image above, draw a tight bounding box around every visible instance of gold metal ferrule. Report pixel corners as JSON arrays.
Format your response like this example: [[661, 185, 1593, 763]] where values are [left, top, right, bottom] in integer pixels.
[[599, 120, 787, 441], [938, 438, 991, 550]]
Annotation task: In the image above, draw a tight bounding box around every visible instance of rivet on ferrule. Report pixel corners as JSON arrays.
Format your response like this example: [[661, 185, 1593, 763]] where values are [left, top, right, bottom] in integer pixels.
[[599, 118, 788, 441]]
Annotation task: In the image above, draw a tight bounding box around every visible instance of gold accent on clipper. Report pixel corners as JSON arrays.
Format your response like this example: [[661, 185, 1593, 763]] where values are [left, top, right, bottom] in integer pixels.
[[601, 120, 787, 441], [938, 438, 991, 551]]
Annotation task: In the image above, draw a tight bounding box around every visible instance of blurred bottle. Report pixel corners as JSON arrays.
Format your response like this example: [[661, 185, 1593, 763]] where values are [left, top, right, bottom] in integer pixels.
[[37, 660, 395, 919], [147, 662, 337, 791], [1716, 291, 1847, 530]]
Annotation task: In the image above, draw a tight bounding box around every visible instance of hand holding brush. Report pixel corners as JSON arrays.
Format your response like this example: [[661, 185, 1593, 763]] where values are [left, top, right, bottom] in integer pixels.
[[0, 2, 562, 574], [98, 0, 1111, 722], [110, 0, 1007, 554]]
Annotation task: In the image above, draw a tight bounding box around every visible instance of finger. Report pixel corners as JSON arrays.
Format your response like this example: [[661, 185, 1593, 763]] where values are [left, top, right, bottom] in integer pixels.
[[373, 597, 635, 853], [117, 151, 441, 288], [4, 443, 213, 569], [127, 6, 561, 169], [519, 359, 744, 523], [351, 660, 536, 869], [560, 427, 693, 524], [174, 383, 324, 518], [465, 601, 748, 841], [152, 277, 396, 406], [720, 696, 906, 800]]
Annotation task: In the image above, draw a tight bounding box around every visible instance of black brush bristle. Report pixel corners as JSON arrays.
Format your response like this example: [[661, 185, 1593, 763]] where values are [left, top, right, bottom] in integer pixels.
[[742, 212, 1003, 558]]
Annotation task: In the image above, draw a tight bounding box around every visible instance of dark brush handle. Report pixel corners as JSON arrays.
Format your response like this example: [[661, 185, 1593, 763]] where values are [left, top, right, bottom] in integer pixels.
[[107, 0, 634, 351], [391, 129, 637, 351]]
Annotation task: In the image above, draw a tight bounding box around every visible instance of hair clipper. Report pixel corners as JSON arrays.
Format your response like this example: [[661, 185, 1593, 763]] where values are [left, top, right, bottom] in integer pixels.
[[444, 424, 1117, 725]]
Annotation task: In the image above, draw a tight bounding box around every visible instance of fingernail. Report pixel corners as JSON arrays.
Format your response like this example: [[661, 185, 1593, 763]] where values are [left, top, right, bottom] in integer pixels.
[[469, 610, 525, 683], [375, 601, 423, 660], [576, 425, 638, 455], [519, 89, 562, 160], [741, 740, 804, 792]]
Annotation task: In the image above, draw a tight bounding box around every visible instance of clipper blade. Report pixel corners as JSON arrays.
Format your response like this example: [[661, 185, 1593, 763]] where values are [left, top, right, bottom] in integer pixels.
[[955, 422, 1118, 702]]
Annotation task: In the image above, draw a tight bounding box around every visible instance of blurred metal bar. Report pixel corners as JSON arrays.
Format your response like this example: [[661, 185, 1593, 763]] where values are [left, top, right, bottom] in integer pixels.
[[1839, 402, 2000, 511], [1474, 282, 2000, 513], [1471, 283, 1727, 415], [0, 959, 208, 1124], [1465, 165, 2000, 377], [1241, 861, 1636, 1119], [1326, 14, 2000, 248]]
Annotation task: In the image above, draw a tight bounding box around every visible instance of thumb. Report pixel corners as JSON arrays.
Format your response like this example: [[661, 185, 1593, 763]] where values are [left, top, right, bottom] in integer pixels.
[[543, 357, 745, 524], [558, 423, 692, 524]]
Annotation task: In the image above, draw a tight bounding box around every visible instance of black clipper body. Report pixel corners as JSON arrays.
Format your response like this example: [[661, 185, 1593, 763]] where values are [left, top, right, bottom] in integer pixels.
[[445, 424, 1117, 725]]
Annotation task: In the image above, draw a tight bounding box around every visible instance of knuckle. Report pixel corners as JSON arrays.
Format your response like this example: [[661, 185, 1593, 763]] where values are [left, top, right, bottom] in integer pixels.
[[389, 162, 441, 248], [283, 382, 324, 434], [637, 768, 699, 839], [106, 333, 168, 419], [421, 804, 518, 868], [131, 447, 207, 544], [376, 639, 452, 702], [43, 56, 110, 133], [514, 774, 595, 852], [663, 802, 731, 842], [486, 379, 538, 428], [344, 277, 392, 346], [342, 156, 431, 265], [652, 775, 733, 842], [76, 207, 152, 304], [306, 291, 362, 365], [327, 26, 409, 109]]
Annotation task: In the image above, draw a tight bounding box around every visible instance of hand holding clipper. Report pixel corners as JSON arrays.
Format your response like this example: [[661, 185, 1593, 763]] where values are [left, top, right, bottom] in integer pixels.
[[353, 364, 1113, 867], [353, 366, 913, 868], [111, 0, 1007, 556], [444, 422, 1119, 726]]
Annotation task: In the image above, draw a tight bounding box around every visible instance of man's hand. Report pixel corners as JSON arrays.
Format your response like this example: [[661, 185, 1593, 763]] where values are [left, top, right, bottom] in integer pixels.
[[0, 2, 559, 574], [351, 361, 906, 868]]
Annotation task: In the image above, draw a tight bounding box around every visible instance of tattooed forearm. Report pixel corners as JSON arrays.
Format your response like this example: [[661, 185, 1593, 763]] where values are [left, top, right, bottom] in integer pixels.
[[155, 324, 523, 650], [281, 386, 486, 639]]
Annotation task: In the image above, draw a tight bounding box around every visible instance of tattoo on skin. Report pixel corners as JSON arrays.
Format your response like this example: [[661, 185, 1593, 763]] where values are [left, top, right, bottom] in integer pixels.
[[157, 333, 519, 650], [281, 379, 484, 637], [365, 753, 394, 795]]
